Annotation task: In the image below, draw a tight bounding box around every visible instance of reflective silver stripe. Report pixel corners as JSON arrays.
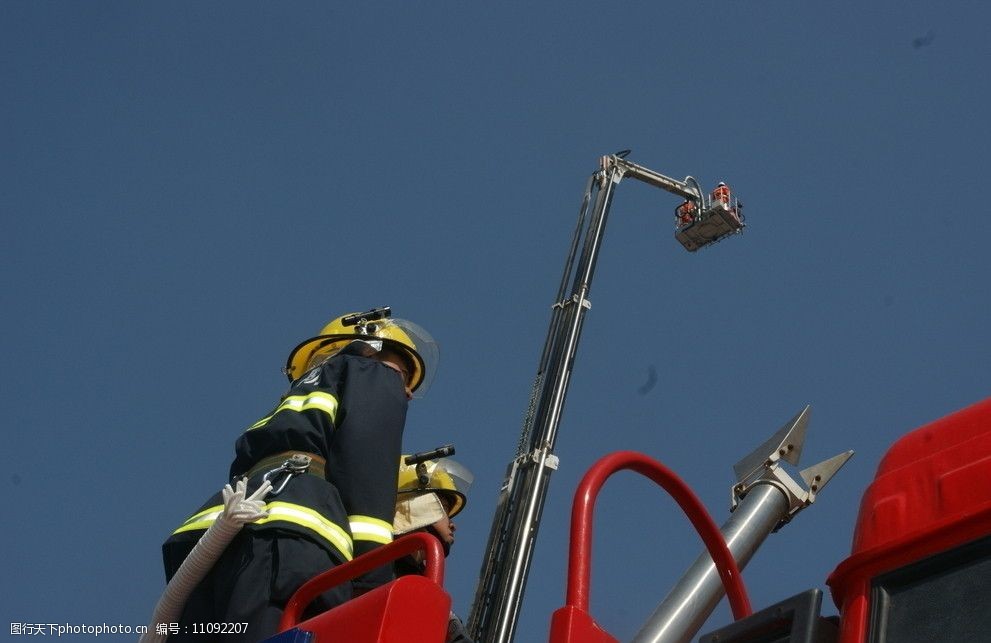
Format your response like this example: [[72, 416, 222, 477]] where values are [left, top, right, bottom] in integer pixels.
[[248, 391, 339, 431], [349, 515, 395, 545], [171, 501, 353, 560]]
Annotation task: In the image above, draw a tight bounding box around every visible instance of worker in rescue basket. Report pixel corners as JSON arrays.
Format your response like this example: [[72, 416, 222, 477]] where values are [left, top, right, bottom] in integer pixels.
[[393, 455, 475, 643], [161, 306, 438, 642]]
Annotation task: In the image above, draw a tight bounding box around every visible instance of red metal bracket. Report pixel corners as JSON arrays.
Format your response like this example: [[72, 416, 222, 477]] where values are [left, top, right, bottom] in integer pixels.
[[279, 532, 446, 632], [552, 451, 752, 642]]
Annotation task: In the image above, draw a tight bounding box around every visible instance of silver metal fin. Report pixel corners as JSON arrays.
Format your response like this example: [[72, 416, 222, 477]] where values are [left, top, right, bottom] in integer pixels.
[[733, 405, 812, 482], [800, 450, 855, 493]]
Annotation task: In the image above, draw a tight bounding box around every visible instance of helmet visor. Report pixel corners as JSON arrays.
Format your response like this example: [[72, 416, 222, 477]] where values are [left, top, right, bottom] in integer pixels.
[[386, 317, 438, 397], [434, 458, 473, 495]]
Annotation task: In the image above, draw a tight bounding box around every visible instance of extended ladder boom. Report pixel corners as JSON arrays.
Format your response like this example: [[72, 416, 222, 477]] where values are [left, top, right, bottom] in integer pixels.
[[609, 155, 702, 202], [467, 154, 745, 643]]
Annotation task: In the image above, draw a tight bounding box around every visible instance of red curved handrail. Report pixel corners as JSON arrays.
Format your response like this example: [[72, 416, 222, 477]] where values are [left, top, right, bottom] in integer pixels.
[[566, 451, 751, 620], [279, 532, 446, 631]]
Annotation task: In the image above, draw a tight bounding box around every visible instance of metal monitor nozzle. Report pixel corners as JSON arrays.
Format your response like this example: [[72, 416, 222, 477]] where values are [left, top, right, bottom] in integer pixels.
[[341, 306, 392, 327]]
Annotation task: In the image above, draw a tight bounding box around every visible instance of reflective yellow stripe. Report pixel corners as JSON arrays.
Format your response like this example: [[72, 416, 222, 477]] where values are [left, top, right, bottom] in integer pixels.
[[247, 391, 339, 431], [171, 501, 354, 560], [349, 515, 395, 545], [260, 502, 354, 560], [173, 505, 223, 534]]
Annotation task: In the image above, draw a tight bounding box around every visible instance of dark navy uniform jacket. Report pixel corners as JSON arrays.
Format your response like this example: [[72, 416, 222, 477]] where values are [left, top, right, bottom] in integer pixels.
[[164, 348, 409, 593]]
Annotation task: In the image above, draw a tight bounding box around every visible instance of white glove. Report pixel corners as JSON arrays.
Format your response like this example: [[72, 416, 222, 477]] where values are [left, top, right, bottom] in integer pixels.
[[222, 478, 272, 523]]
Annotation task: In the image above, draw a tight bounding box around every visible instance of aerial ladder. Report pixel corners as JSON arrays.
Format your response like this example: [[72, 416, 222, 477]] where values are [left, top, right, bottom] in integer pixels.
[[465, 151, 748, 643]]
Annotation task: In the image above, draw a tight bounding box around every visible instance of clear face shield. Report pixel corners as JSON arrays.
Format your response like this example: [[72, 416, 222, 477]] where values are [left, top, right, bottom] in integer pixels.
[[387, 317, 438, 398], [432, 458, 474, 499]]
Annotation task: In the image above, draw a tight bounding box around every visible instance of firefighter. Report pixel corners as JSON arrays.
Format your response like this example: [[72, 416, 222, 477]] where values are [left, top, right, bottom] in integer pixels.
[[392, 456, 475, 643], [161, 307, 437, 642]]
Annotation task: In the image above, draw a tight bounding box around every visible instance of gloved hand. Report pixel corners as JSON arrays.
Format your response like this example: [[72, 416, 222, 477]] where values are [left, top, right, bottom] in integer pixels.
[[221, 478, 272, 524]]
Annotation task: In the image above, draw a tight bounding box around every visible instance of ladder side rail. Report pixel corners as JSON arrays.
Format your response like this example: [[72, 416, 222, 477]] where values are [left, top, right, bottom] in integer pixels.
[[467, 172, 600, 636], [468, 166, 622, 643]]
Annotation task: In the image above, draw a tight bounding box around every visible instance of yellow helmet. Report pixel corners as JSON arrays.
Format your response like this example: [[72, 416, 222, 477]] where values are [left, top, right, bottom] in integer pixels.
[[284, 307, 438, 394], [397, 457, 473, 518]]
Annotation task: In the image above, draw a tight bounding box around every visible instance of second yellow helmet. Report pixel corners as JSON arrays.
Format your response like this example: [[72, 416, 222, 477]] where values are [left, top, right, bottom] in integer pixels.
[[397, 457, 473, 518]]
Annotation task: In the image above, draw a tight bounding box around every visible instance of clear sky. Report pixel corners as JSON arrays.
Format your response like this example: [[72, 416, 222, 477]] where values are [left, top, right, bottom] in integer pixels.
[[3, 3, 989, 641]]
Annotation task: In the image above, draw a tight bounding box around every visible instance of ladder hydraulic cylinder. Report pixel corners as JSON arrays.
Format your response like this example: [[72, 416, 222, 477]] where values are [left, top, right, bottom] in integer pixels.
[[632, 407, 853, 643], [632, 484, 785, 643]]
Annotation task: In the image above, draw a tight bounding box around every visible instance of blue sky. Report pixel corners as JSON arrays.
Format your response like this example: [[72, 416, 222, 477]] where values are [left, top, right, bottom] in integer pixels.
[[3, 3, 989, 641]]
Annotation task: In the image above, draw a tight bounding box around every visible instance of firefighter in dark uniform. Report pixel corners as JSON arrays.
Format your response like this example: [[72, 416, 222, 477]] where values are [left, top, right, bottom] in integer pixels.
[[392, 456, 475, 643], [161, 307, 437, 642]]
